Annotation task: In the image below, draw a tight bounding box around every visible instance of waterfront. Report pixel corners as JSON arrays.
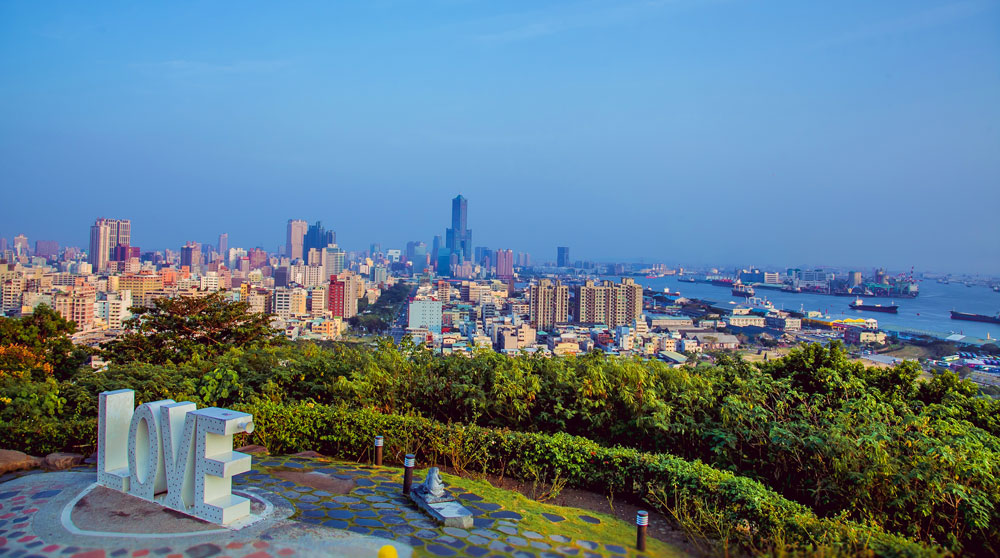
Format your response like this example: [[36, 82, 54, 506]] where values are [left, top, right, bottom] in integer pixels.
[[633, 276, 1000, 341]]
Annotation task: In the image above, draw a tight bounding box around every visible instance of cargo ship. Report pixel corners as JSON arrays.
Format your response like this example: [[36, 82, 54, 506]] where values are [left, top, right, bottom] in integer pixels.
[[950, 311, 1000, 324], [849, 298, 899, 314], [732, 283, 754, 298]]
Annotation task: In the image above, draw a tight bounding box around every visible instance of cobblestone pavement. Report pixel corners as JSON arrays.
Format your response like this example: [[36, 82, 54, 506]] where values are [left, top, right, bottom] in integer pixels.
[[0, 456, 656, 558]]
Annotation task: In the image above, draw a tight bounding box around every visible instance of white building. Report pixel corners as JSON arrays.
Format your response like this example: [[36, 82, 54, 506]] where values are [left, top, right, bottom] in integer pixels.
[[408, 298, 443, 334]]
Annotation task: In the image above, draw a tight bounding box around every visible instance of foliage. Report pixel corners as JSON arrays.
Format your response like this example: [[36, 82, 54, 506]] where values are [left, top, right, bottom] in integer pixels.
[[0, 305, 90, 379], [3, 320, 999, 555], [100, 292, 283, 365], [238, 402, 939, 557]]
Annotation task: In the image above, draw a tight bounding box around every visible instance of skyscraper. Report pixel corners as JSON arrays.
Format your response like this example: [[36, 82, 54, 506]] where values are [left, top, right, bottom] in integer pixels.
[[218, 233, 229, 262], [303, 222, 334, 258], [180, 242, 202, 272], [88, 218, 131, 273], [286, 219, 308, 260], [445, 195, 472, 262], [557, 246, 571, 268]]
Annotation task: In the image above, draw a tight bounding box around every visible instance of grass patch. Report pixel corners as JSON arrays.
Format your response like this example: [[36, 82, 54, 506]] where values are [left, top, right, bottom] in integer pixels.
[[433, 469, 686, 558]]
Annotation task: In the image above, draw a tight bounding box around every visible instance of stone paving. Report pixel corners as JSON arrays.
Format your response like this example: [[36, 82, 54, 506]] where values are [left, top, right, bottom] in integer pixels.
[[0, 456, 659, 558]]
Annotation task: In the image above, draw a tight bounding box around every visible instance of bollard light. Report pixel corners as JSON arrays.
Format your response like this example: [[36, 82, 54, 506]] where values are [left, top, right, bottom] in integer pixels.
[[403, 454, 415, 495], [374, 435, 384, 466], [636, 510, 649, 551]]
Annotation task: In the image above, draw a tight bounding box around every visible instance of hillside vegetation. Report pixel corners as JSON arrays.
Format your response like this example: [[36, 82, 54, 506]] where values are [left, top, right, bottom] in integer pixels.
[[2, 304, 998, 556]]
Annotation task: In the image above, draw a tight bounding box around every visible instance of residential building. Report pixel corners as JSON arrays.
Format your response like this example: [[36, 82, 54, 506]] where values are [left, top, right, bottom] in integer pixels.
[[573, 278, 643, 328], [408, 298, 443, 334], [88, 218, 131, 273], [495, 249, 514, 281], [529, 279, 568, 331]]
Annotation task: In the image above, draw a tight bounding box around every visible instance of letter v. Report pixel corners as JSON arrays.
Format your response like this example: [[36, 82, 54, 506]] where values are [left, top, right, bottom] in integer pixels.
[[161, 402, 198, 511]]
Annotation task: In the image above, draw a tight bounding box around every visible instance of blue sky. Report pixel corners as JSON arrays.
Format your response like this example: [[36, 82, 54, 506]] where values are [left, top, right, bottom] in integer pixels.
[[1, 1, 998, 273]]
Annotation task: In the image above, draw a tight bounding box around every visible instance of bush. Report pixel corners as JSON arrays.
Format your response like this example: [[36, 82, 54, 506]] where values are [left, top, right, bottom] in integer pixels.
[[242, 400, 941, 558]]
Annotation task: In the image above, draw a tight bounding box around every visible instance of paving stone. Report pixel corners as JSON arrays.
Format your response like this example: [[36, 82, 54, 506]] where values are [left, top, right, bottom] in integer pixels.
[[393, 536, 426, 547], [475, 503, 501, 512], [576, 540, 599, 550], [583, 552, 602, 558], [522, 530, 542, 539], [413, 529, 439, 539], [373, 503, 397, 509], [505, 536, 527, 547], [411, 519, 438, 529], [467, 535, 490, 545], [578, 514, 601, 524], [531, 541, 551, 550], [425, 544, 457, 556], [442, 527, 469, 538], [301, 509, 326, 518], [540, 512, 565, 523], [557, 546, 580, 555], [388, 524, 414, 535], [364, 495, 388, 503], [381, 515, 407, 525], [471, 529, 500, 540], [488, 540, 514, 553], [354, 478, 375, 487], [605, 543, 627, 554], [322, 519, 349, 529], [465, 547, 489, 557], [333, 496, 360, 504], [549, 534, 571, 543], [492, 510, 522, 521], [513, 551, 535, 558], [355, 518, 384, 528], [370, 529, 395, 540], [457, 493, 483, 502], [497, 526, 518, 536], [347, 526, 371, 535]]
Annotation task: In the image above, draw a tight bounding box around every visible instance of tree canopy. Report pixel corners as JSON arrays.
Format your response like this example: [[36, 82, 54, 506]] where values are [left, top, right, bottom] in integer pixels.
[[100, 292, 283, 365]]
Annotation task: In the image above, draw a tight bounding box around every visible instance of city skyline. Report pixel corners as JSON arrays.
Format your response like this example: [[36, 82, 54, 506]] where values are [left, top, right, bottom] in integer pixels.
[[2, 2, 999, 273]]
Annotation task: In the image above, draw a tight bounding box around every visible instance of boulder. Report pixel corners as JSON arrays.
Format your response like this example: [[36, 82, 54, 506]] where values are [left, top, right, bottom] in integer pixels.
[[42, 452, 85, 471], [0, 449, 42, 475]]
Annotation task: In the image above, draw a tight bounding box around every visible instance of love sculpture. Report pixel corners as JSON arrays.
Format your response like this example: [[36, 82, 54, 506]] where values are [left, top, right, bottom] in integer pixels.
[[96, 389, 255, 525]]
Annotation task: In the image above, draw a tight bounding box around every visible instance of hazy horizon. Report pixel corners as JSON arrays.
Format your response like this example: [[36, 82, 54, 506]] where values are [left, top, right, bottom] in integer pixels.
[[2, 1, 998, 273]]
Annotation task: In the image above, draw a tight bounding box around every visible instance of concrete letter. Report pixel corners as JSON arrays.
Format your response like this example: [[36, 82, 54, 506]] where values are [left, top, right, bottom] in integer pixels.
[[97, 389, 134, 491]]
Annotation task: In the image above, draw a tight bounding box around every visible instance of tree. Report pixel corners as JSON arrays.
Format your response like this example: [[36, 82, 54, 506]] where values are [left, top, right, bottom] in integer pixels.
[[0, 304, 90, 380], [101, 293, 283, 365]]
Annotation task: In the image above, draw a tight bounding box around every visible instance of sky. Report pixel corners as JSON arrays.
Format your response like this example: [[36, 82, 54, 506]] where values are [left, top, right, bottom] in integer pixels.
[[1, 0, 998, 273]]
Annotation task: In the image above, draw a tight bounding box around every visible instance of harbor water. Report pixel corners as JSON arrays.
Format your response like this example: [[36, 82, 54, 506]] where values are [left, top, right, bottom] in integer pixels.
[[631, 276, 1000, 341]]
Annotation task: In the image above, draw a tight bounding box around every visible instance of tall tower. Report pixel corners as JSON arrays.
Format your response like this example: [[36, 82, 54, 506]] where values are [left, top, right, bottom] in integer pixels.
[[557, 246, 570, 268], [218, 233, 229, 261], [286, 219, 308, 261], [88, 218, 130, 273], [445, 195, 472, 262]]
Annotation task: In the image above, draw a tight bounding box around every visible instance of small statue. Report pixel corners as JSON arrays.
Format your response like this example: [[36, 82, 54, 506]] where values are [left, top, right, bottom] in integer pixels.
[[412, 467, 452, 503]]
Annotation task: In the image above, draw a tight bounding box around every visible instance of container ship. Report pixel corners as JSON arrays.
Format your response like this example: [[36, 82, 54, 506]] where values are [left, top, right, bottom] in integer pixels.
[[950, 311, 1000, 324], [732, 283, 755, 298], [849, 298, 899, 314]]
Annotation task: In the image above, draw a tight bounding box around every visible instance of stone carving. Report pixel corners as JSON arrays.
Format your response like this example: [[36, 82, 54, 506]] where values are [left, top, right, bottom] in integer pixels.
[[412, 467, 450, 503], [409, 466, 473, 528]]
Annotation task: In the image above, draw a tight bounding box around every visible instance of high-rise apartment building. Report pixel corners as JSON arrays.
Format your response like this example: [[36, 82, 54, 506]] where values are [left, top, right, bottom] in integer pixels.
[[557, 246, 571, 268], [495, 249, 514, 281], [13, 235, 29, 257], [573, 278, 643, 328], [323, 245, 346, 278], [529, 279, 568, 331], [88, 218, 131, 273], [328, 272, 360, 319], [248, 248, 268, 270], [445, 195, 472, 262], [286, 220, 308, 260]]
